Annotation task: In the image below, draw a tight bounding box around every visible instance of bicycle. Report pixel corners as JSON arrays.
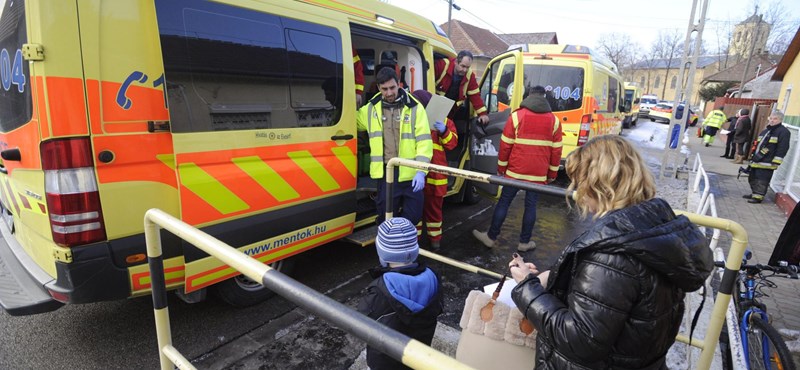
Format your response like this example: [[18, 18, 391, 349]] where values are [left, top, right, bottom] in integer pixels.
[[715, 255, 798, 370]]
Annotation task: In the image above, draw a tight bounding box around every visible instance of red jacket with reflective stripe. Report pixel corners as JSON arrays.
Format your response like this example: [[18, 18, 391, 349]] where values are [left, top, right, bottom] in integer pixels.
[[498, 107, 562, 183], [353, 47, 364, 95], [424, 118, 458, 196], [434, 58, 487, 117]]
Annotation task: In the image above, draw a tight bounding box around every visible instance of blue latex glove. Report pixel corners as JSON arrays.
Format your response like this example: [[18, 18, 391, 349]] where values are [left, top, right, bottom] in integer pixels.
[[434, 121, 446, 134], [411, 171, 426, 192]]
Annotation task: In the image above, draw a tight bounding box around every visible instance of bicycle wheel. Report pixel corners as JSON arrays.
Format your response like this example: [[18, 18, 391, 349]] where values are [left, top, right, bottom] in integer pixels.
[[745, 316, 796, 370]]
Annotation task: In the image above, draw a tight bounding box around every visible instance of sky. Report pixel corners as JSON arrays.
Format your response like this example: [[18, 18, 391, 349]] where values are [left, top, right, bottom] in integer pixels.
[[388, 0, 800, 53]]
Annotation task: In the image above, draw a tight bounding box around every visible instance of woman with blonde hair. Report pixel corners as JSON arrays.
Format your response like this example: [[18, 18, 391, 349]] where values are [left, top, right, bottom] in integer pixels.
[[508, 135, 713, 369]]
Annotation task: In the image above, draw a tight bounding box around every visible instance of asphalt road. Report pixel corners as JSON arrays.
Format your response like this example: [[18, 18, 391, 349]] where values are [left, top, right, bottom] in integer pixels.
[[0, 175, 588, 370]]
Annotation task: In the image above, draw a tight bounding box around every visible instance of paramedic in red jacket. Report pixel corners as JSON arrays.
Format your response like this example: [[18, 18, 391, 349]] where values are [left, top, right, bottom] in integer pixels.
[[411, 90, 459, 249], [473, 85, 562, 252], [353, 47, 365, 107], [434, 51, 489, 125]]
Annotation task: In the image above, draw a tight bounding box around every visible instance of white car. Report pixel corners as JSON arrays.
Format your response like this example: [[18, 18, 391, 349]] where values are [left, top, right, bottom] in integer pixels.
[[638, 94, 659, 117]]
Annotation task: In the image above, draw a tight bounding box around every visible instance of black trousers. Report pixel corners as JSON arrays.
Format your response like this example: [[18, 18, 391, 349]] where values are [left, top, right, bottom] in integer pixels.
[[748, 168, 774, 200], [723, 135, 735, 157]]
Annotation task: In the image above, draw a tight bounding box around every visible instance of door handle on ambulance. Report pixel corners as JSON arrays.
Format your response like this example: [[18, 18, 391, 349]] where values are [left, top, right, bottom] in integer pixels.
[[1, 148, 21, 161], [330, 134, 353, 141]]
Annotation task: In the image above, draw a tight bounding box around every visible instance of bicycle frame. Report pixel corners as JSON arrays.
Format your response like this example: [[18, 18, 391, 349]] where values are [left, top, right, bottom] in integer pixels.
[[738, 269, 774, 369]]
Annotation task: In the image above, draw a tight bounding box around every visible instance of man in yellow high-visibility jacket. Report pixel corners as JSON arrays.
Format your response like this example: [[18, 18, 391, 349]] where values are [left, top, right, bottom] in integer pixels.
[[357, 68, 433, 225], [701, 107, 726, 147]]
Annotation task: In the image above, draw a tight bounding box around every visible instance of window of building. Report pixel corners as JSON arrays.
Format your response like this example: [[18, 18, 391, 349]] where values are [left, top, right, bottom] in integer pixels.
[[156, 0, 344, 132], [670, 76, 677, 89], [654, 76, 661, 89]]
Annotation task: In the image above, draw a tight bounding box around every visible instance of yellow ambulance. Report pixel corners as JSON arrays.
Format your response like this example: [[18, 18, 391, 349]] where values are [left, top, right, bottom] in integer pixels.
[[623, 82, 642, 128], [0, 0, 457, 315], [467, 44, 627, 195]]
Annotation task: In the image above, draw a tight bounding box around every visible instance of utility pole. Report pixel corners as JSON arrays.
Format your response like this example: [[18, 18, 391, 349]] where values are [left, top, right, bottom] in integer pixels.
[[660, 0, 709, 179], [447, 0, 454, 37], [738, 8, 762, 97]]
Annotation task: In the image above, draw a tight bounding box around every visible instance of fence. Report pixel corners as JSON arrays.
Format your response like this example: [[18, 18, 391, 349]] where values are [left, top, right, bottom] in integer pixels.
[[144, 209, 472, 370], [692, 153, 748, 369], [145, 157, 755, 370]]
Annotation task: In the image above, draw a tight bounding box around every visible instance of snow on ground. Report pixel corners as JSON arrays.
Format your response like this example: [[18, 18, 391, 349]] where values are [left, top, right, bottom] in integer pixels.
[[625, 120, 693, 211]]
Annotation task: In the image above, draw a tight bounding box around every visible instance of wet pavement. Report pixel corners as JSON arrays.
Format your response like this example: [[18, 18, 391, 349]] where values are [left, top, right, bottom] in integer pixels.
[[194, 123, 800, 369]]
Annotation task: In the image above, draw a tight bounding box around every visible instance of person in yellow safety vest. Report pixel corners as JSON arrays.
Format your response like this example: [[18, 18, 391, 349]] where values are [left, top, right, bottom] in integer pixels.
[[701, 106, 726, 147], [357, 68, 433, 226]]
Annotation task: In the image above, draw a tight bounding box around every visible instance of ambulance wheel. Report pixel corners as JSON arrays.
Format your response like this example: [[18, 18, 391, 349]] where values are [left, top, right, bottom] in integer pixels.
[[462, 180, 481, 205], [213, 257, 296, 307]]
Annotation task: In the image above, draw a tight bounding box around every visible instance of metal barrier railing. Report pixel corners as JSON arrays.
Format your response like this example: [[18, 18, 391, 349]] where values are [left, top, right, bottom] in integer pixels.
[[385, 157, 751, 370], [144, 209, 474, 370]]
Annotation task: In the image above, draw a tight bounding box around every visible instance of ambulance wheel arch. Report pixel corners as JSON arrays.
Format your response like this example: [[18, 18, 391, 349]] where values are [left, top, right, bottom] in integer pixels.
[[212, 257, 296, 307]]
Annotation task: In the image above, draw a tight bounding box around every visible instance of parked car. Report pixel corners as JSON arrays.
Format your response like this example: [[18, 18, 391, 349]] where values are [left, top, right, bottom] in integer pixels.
[[648, 102, 698, 126], [638, 94, 659, 117]]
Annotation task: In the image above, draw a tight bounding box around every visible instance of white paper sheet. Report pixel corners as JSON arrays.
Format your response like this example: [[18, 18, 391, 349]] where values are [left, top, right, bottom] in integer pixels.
[[483, 279, 517, 307], [425, 94, 455, 130]]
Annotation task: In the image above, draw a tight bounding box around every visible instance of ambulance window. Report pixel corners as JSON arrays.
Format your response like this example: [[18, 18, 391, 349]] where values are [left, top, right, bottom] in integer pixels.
[[155, 0, 343, 132], [0, 0, 32, 133], [479, 56, 515, 113], [523, 65, 583, 112], [607, 76, 619, 112]]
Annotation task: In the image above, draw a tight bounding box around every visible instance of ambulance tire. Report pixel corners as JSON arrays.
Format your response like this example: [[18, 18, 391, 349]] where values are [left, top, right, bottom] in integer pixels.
[[462, 180, 481, 205], [213, 257, 297, 307]]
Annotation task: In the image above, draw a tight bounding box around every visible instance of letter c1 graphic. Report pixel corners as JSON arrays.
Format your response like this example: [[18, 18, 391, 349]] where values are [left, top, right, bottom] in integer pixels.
[[116, 71, 148, 110]]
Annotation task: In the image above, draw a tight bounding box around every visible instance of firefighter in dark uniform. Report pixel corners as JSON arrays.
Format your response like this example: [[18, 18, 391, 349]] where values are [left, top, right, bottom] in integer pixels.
[[743, 110, 791, 204]]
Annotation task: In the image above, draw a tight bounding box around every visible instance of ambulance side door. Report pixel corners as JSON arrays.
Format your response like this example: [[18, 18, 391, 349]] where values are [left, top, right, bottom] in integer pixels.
[[470, 50, 523, 197]]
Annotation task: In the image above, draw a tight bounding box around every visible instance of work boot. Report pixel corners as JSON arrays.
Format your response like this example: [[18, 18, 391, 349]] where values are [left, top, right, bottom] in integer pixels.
[[472, 230, 497, 249], [733, 155, 743, 164], [430, 240, 441, 250], [517, 241, 536, 252], [742, 194, 753, 199], [719, 154, 729, 158], [705, 143, 710, 147], [748, 198, 763, 204]]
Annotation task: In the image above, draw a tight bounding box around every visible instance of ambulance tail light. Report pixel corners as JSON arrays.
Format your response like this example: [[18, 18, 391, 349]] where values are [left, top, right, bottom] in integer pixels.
[[42, 138, 107, 247], [577, 114, 592, 146]]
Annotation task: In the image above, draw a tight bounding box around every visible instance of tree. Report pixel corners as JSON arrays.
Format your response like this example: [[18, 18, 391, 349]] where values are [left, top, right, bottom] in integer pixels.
[[594, 32, 637, 76], [652, 29, 683, 99], [698, 81, 736, 102], [755, 0, 800, 54]]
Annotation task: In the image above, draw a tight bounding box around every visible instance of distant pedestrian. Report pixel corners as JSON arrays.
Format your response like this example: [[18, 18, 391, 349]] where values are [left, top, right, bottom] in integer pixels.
[[731, 108, 752, 164], [411, 90, 459, 249], [472, 86, 562, 252], [357, 217, 442, 370], [743, 110, 790, 204], [720, 110, 739, 159], [701, 106, 726, 147]]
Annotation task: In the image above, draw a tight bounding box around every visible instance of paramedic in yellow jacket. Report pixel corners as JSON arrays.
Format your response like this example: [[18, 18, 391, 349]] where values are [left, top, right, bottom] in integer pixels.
[[357, 68, 433, 225], [701, 107, 726, 147]]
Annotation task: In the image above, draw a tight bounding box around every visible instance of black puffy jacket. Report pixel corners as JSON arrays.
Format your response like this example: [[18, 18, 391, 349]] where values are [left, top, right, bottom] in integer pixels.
[[512, 198, 713, 369], [357, 263, 443, 370]]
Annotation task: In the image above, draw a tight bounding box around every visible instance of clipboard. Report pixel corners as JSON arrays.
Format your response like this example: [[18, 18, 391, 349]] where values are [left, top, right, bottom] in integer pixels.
[[425, 95, 455, 130]]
